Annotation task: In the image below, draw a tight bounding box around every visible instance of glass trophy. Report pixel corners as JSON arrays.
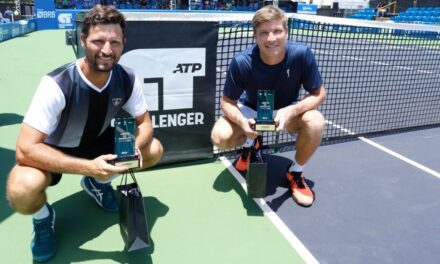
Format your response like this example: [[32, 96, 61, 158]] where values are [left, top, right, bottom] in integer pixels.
[[110, 117, 140, 169], [255, 89, 276, 131]]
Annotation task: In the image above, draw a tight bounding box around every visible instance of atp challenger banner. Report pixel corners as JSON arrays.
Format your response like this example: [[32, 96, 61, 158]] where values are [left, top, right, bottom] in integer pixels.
[[119, 21, 218, 164]]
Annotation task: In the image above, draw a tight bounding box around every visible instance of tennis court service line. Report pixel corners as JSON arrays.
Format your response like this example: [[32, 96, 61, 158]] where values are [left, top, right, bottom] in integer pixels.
[[219, 156, 319, 264], [326, 120, 440, 179], [314, 49, 440, 77]]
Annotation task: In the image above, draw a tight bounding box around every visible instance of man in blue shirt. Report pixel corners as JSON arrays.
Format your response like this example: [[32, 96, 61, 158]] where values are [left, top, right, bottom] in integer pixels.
[[211, 5, 326, 207]]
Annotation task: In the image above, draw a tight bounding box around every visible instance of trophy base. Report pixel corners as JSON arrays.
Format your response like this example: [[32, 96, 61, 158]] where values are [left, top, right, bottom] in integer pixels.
[[255, 122, 276, 132], [109, 155, 140, 169]]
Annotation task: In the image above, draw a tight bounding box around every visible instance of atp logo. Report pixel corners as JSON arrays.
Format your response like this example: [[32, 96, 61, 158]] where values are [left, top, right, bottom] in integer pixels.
[[119, 48, 205, 111]]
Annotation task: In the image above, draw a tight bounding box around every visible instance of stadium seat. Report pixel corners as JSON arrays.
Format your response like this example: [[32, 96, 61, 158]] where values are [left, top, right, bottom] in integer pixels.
[[424, 16, 435, 24]]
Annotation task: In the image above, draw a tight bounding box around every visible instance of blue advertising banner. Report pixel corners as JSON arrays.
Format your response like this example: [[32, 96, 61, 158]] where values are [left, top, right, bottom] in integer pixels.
[[35, 0, 57, 30], [35, 0, 78, 30], [23, 19, 37, 34], [0, 19, 36, 43], [0, 23, 12, 42], [297, 3, 318, 15], [11, 23, 21, 37]]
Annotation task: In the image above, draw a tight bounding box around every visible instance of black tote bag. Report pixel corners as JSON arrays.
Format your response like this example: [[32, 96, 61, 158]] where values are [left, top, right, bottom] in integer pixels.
[[117, 170, 150, 251]]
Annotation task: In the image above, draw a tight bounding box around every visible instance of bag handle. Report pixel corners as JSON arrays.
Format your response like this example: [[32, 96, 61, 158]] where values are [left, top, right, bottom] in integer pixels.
[[119, 169, 138, 187]]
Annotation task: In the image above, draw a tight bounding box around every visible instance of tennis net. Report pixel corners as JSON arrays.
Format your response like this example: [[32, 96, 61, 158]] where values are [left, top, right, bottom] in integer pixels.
[[215, 13, 440, 154]]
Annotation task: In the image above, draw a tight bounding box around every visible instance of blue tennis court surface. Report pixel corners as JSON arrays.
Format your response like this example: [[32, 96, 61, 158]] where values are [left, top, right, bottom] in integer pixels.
[[225, 127, 440, 264]]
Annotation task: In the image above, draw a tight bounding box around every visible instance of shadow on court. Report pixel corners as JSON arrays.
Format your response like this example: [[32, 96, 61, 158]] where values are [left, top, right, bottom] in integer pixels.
[[0, 113, 23, 222], [0, 113, 23, 127], [213, 170, 263, 217], [213, 154, 316, 216], [46, 192, 169, 263], [150, 157, 218, 171], [0, 147, 17, 223]]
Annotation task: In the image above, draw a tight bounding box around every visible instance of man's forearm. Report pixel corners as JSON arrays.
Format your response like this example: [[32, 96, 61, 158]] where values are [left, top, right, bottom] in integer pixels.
[[135, 122, 153, 150], [294, 86, 326, 116], [16, 143, 91, 175], [221, 96, 247, 127]]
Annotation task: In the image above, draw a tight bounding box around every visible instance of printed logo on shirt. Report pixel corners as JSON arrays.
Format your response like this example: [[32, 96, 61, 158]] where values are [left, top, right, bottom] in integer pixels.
[[119, 48, 206, 128], [112, 98, 122, 107]]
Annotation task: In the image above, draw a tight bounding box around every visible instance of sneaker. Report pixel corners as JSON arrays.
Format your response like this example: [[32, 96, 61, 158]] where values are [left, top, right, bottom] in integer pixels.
[[81, 176, 119, 213], [286, 170, 314, 207], [31, 204, 56, 262], [234, 147, 251, 172], [234, 136, 262, 172]]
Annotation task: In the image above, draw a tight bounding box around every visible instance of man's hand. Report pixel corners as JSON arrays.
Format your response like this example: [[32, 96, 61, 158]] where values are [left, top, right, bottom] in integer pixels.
[[135, 146, 143, 168], [89, 154, 128, 181], [240, 118, 259, 139], [274, 105, 296, 132]]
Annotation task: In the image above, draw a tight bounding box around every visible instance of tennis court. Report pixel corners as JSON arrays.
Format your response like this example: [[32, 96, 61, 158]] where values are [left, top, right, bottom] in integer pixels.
[[1, 16, 439, 263]]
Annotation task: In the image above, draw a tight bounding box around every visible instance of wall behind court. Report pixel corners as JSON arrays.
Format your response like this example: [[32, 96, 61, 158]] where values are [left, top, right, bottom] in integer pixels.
[[0, 19, 36, 43]]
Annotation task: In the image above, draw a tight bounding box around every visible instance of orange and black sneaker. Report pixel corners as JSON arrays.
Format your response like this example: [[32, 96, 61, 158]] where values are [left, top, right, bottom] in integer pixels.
[[234, 147, 251, 173], [234, 136, 263, 173], [286, 170, 314, 207], [252, 136, 262, 151]]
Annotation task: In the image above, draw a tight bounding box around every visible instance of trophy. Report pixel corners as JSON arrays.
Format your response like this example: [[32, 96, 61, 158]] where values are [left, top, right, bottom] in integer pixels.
[[255, 89, 276, 131], [109, 117, 140, 169]]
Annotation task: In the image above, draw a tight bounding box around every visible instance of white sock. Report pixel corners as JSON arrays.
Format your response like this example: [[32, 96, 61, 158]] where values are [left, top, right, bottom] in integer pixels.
[[95, 174, 121, 184], [289, 159, 304, 173], [33, 203, 49, 220], [242, 138, 254, 148]]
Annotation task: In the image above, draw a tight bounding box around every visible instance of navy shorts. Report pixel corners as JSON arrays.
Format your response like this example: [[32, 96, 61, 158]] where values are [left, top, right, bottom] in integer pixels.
[[49, 127, 114, 186]]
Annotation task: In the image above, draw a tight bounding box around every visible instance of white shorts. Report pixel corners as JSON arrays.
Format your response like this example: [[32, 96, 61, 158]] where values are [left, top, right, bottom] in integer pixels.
[[237, 102, 278, 119]]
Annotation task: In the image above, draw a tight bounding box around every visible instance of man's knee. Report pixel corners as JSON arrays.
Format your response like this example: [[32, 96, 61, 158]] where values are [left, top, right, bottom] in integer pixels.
[[303, 110, 325, 132], [210, 125, 224, 147], [6, 165, 48, 214], [210, 117, 244, 149], [141, 138, 163, 168]]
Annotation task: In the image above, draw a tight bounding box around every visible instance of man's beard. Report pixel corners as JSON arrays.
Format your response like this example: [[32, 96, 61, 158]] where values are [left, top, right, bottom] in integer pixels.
[[85, 50, 119, 72]]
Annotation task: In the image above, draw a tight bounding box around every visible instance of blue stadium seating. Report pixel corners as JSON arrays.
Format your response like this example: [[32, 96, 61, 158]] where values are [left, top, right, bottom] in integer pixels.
[[348, 8, 376, 20], [392, 6, 440, 24]]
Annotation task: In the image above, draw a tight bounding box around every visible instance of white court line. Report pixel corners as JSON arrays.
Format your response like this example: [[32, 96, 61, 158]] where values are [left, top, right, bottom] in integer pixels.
[[219, 156, 320, 264], [358, 136, 440, 179], [314, 49, 440, 77], [326, 120, 440, 179]]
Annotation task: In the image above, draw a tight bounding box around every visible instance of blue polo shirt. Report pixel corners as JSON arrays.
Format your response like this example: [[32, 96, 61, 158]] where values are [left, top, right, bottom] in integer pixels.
[[223, 40, 323, 110]]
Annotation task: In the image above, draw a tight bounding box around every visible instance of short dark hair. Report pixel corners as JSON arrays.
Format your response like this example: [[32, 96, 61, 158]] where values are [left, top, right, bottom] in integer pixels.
[[81, 5, 126, 38]]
